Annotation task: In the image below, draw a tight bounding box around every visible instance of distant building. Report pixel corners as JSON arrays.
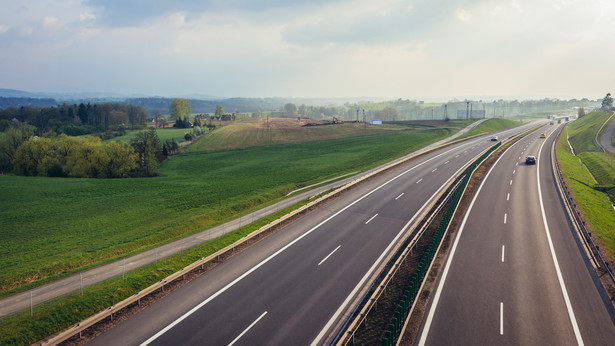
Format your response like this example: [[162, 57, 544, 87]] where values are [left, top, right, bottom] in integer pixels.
[[370, 119, 382, 125]]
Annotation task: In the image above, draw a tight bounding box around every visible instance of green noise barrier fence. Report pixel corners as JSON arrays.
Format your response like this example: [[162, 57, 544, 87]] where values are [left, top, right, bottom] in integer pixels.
[[380, 142, 500, 346]]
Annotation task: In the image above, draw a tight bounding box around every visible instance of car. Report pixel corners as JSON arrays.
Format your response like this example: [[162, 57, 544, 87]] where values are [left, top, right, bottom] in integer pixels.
[[491, 135, 498, 141], [539, 133, 546, 138], [525, 156, 536, 165], [550, 121, 554, 125]]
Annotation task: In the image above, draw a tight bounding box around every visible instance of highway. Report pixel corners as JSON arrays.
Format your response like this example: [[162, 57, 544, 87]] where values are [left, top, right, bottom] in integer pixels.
[[0, 119, 488, 319], [89, 122, 537, 346], [418, 123, 615, 345]]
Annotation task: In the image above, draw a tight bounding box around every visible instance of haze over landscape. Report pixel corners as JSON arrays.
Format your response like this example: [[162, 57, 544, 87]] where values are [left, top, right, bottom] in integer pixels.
[[1, 0, 614, 100]]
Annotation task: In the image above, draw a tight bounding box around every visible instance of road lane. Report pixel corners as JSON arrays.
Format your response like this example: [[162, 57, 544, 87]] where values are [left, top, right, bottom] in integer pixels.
[[418, 124, 615, 345], [89, 123, 539, 346]]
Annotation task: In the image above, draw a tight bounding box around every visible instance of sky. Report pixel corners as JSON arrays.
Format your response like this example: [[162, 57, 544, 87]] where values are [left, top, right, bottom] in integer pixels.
[[1, 0, 614, 101]]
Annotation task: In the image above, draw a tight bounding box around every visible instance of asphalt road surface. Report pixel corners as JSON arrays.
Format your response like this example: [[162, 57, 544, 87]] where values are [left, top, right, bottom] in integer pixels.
[[89, 122, 538, 346], [417, 123, 615, 345], [0, 119, 488, 318]]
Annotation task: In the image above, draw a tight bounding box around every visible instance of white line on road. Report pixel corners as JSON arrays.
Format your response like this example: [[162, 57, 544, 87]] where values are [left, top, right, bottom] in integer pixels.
[[509, 179, 513, 186], [395, 193, 404, 200], [318, 246, 341, 266], [513, 170, 516, 174], [432, 168, 437, 173], [365, 214, 378, 224], [455, 154, 460, 158], [416, 178, 423, 184], [537, 133, 584, 345], [444, 160, 450, 164], [504, 213, 507, 224], [500, 302, 504, 335], [502, 246, 505, 262], [518, 156, 521, 160], [228, 311, 268, 346], [418, 140, 517, 346], [516, 162, 518, 166], [507, 193, 510, 201]]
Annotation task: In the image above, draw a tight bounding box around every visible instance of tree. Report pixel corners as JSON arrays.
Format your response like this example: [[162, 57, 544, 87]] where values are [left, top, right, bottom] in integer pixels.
[[578, 107, 586, 118], [104, 141, 137, 178], [284, 103, 297, 117], [130, 128, 160, 177], [0, 121, 36, 173], [601, 93, 613, 111], [169, 98, 192, 122], [215, 105, 225, 118], [152, 110, 166, 128]]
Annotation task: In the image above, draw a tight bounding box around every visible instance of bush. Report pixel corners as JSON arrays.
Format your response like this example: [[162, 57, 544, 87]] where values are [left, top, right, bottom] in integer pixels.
[[184, 132, 193, 141]]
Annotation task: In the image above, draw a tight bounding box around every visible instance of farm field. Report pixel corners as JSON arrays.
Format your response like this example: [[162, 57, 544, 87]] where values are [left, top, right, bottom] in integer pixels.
[[186, 118, 394, 152], [0, 127, 456, 295], [108, 127, 190, 144]]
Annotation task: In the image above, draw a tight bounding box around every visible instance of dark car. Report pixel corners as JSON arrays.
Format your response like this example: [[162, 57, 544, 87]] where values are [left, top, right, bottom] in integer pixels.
[[525, 156, 536, 165]]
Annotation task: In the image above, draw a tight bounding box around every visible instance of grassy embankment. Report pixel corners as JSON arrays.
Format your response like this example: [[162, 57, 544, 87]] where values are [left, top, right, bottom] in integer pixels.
[[557, 110, 615, 259], [0, 123, 457, 296], [459, 118, 523, 139], [0, 120, 463, 344], [0, 201, 309, 345]]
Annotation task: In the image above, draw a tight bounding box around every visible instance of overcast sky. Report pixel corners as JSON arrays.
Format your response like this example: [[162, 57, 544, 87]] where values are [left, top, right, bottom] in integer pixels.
[[1, 0, 614, 100]]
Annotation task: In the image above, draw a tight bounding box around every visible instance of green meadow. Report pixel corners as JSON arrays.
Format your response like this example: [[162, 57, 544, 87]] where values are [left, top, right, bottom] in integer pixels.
[[0, 128, 455, 294]]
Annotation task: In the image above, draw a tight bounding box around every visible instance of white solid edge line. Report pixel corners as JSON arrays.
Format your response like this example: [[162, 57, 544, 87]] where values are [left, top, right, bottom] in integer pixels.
[[310, 144, 485, 346], [500, 302, 504, 335], [536, 132, 584, 345], [227, 311, 268, 346], [318, 245, 341, 266], [365, 214, 378, 225], [502, 245, 505, 263], [418, 138, 517, 346], [142, 138, 474, 346]]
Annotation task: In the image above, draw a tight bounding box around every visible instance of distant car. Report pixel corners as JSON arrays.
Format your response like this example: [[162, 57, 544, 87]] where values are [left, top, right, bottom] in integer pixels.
[[491, 135, 498, 141], [550, 121, 554, 125], [539, 133, 546, 138], [525, 156, 536, 165]]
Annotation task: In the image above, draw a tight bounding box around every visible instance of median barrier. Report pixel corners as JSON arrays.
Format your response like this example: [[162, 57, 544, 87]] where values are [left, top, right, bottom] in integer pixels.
[[334, 141, 504, 346], [38, 126, 511, 345]]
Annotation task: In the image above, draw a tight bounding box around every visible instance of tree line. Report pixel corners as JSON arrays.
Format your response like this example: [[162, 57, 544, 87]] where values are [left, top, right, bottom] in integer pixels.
[[0, 103, 148, 137], [1, 122, 176, 178]]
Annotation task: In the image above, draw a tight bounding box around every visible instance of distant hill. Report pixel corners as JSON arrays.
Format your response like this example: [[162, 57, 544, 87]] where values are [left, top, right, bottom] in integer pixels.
[[0, 97, 58, 109], [0, 89, 39, 98]]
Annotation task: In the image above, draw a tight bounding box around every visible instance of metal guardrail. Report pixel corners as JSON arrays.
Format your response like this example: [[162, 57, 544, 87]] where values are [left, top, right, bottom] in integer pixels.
[[335, 142, 502, 346], [553, 127, 615, 285], [37, 129, 477, 345]]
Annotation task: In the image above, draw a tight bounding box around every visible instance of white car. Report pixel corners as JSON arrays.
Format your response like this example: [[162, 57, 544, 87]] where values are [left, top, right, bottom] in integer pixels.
[[491, 136, 498, 141]]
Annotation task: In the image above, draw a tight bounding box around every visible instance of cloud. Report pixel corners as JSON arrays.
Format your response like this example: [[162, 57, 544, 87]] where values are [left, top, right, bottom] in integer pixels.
[[455, 9, 471, 21]]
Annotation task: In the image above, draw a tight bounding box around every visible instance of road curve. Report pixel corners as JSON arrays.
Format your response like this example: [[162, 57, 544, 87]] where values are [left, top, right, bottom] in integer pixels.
[[599, 112, 615, 155], [88, 123, 537, 346], [417, 123, 615, 345]]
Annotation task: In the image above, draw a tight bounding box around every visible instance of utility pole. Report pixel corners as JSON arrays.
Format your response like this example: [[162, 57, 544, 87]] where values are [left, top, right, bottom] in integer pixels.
[[444, 104, 448, 120], [356, 108, 359, 123], [466, 101, 470, 119], [362, 109, 366, 128]]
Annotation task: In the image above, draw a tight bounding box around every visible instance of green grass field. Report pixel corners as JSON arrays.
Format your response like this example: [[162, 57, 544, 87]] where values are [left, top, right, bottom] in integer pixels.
[[556, 127, 615, 260], [186, 119, 394, 152], [108, 127, 191, 144], [0, 128, 455, 294], [460, 118, 522, 138], [566, 110, 610, 153]]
